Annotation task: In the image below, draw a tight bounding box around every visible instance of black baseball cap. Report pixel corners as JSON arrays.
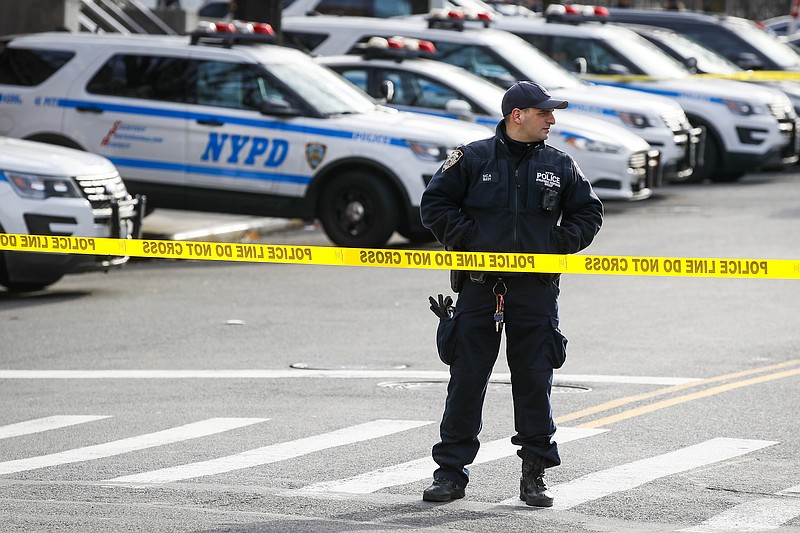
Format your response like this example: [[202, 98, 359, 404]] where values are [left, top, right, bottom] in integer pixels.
[[501, 81, 568, 116]]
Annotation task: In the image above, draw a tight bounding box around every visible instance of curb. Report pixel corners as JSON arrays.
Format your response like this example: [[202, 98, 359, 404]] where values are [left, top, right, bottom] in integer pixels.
[[141, 210, 305, 242]]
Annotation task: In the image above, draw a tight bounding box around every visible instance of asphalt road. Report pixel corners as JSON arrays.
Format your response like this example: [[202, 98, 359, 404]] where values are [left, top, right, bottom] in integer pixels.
[[1, 170, 800, 532]]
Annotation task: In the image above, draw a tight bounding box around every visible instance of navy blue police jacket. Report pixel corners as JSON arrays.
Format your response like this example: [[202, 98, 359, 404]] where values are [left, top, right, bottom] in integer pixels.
[[420, 121, 603, 255]]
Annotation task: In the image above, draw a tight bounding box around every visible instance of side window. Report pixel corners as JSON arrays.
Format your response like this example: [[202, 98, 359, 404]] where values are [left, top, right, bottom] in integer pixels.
[[382, 70, 416, 105], [549, 36, 629, 75], [429, 41, 518, 89], [682, 29, 749, 60], [517, 33, 550, 54], [382, 69, 461, 110], [194, 60, 292, 111], [414, 76, 462, 109], [86, 54, 190, 102], [0, 47, 74, 86], [332, 67, 370, 94]]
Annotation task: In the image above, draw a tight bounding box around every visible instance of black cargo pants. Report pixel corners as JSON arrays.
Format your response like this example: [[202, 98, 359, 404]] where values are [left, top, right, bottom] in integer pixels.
[[432, 274, 567, 488]]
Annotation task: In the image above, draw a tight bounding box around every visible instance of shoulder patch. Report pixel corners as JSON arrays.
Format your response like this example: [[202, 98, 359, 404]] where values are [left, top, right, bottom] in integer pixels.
[[441, 149, 463, 172]]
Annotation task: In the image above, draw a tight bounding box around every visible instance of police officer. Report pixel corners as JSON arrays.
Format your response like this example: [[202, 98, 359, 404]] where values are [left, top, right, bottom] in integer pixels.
[[419, 81, 603, 506]]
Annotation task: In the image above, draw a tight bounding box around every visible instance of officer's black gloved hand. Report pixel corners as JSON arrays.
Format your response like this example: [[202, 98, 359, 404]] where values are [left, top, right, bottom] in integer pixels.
[[428, 294, 454, 319]]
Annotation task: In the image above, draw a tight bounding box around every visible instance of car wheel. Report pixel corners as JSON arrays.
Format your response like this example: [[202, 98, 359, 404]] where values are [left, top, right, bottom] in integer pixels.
[[318, 171, 399, 248]]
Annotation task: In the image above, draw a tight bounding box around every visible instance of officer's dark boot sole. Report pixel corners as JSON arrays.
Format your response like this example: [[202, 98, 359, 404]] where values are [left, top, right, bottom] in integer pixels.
[[423, 490, 465, 502], [423, 480, 466, 502]]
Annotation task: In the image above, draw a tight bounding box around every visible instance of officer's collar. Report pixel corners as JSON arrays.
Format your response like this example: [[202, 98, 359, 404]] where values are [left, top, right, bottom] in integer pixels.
[[495, 120, 545, 151]]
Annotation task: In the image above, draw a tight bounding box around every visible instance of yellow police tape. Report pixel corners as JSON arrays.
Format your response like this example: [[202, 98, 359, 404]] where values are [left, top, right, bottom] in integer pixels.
[[1, 233, 800, 279]]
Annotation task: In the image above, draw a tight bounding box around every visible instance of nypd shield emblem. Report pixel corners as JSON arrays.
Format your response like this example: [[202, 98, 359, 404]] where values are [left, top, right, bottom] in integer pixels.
[[305, 143, 326, 170], [442, 149, 463, 172]]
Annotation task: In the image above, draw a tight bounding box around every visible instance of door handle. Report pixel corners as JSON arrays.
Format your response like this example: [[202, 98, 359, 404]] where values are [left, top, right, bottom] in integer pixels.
[[196, 119, 224, 126], [75, 106, 103, 114]]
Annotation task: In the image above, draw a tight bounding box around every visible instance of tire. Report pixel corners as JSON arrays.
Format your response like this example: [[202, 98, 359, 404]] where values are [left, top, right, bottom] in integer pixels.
[[318, 171, 399, 248], [398, 226, 436, 244], [2, 281, 53, 292], [0, 252, 57, 292], [710, 170, 744, 183]]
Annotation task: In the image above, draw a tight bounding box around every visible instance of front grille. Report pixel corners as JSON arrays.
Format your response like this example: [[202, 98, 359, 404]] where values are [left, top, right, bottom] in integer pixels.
[[74, 170, 128, 211]]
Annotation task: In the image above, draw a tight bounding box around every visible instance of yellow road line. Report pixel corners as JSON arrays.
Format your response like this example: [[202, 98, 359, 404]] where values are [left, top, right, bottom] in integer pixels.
[[574, 366, 800, 429], [555, 359, 799, 425]]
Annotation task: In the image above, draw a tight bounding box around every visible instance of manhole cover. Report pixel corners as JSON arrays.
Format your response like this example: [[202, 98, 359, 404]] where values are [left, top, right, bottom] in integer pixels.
[[291, 362, 409, 370], [377, 381, 591, 393]]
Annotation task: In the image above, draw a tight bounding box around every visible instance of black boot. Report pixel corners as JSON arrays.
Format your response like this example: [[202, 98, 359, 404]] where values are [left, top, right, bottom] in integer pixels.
[[422, 478, 465, 502], [517, 449, 554, 507]]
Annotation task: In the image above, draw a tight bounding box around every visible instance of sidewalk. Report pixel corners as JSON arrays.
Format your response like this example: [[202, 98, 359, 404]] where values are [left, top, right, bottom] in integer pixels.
[[141, 210, 303, 242]]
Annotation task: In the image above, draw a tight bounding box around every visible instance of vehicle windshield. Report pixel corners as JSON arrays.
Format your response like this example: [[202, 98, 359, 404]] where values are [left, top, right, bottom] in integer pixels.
[[267, 59, 377, 115], [729, 19, 800, 69], [649, 30, 741, 74], [491, 42, 583, 90], [606, 32, 691, 78]]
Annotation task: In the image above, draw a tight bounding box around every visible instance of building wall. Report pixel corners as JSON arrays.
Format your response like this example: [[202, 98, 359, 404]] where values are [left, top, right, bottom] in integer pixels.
[[0, 0, 80, 36]]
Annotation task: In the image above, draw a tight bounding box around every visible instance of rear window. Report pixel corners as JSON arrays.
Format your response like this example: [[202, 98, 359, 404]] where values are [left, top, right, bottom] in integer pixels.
[[0, 47, 74, 86], [86, 54, 192, 102]]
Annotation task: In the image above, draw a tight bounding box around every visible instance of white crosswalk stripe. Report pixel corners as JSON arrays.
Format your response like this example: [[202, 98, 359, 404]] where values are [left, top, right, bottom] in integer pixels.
[[0, 415, 111, 440], [104, 419, 434, 485], [295, 426, 606, 495], [500, 437, 778, 510], [2, 415, 792, 532], [679, 483, 800, 532], [0, 418, 267, 476]]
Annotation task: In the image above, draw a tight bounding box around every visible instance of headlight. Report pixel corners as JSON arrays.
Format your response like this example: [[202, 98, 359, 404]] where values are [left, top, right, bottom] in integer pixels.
[[3, 170, 82, 200], [563, 136, 622, 154], [617, 111, 651, 129], [723, 99, 763, 116], [407, 141, 450, 161]]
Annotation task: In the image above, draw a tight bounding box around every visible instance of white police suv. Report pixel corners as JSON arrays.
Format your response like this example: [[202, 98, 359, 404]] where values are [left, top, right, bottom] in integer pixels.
[[281, 13, 703, 183], [0, 136, 141, 291], [494, 5, 800, 182], [317, 37, 660, 200], [0, 25, 491, 248]]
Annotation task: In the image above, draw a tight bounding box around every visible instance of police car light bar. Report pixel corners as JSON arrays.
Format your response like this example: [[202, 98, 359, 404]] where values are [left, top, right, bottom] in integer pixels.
[[191, 20, 276, 47], [544, 4, 609, 24], [356, 36, 437, 60], [427, 8, 493, 31]]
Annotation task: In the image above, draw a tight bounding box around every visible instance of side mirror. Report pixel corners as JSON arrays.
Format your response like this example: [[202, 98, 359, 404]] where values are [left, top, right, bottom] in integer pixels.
[[573, 57, 588, 75], [445, 99, 474, 120], [606, 63, 632, 76], [381, 79, 395, 103], [734, 52, 764, 70], [683, 56, 698, 73], [260, 100, 300, 117]]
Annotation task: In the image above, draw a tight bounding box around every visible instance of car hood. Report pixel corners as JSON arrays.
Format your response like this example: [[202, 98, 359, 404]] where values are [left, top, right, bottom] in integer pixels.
[[554, 110, 650, 151], [324, 107, 493, 146], [0, 137, 116, 176]]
